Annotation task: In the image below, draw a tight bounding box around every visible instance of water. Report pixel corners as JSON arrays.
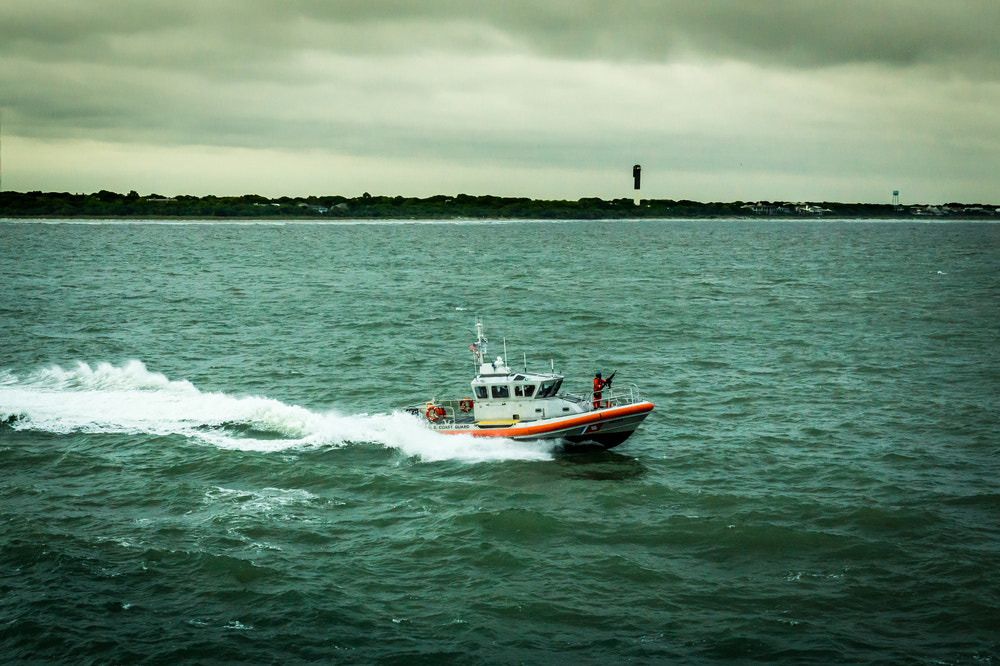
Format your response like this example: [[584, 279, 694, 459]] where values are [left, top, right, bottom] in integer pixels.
[[1, 218, 998, 664]]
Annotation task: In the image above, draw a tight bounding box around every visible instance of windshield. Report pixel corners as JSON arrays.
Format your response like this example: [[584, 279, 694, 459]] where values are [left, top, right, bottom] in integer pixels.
[[537, 379, 561, 398]]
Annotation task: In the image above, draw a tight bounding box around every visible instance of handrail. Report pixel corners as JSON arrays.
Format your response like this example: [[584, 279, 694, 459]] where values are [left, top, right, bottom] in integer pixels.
[[562, 383, 645, 410], [403, 398, 473, 427], [405, 382, 646, 425]]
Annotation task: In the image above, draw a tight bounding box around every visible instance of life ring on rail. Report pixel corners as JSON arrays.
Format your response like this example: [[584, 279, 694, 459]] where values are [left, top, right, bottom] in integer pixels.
[[426, 405, 446, 421], [459, 399, 474, 412]]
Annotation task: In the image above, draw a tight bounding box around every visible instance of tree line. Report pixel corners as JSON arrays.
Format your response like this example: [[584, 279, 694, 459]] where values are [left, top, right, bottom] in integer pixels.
[[0, 190, 994, 219]]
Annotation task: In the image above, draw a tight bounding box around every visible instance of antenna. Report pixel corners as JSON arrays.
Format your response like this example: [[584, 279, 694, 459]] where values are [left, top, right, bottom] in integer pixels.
[[473, 317, 487, 366]]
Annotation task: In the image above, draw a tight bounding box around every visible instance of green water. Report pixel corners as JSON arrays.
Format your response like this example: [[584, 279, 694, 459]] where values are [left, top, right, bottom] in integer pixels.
[[1, 218, 998, 664]]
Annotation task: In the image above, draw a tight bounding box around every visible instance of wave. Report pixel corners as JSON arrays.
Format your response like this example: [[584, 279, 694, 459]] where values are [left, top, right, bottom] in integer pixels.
[[0, 361, 552, 462]]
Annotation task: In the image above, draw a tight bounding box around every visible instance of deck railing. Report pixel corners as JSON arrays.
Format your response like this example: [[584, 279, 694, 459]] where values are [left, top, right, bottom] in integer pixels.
[[404, 398, 476, 426], [562, 383, 645, 410], [405, 382, 647, 426]]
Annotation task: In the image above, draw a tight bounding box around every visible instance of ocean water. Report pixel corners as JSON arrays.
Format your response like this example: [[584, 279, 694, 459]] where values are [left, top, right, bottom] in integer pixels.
[[1, 218, 998, 664]]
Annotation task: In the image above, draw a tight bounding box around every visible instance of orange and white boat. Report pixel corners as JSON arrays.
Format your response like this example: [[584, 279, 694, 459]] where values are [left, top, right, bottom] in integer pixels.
[[405, 321, 654, 449]]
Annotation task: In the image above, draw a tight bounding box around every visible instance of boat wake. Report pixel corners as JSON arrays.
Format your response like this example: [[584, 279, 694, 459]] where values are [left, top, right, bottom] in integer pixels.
[[0, 361, 553, 462]]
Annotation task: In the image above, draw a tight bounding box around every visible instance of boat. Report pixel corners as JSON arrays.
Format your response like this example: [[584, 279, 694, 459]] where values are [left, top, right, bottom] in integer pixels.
[[404, 321, 654, 449]]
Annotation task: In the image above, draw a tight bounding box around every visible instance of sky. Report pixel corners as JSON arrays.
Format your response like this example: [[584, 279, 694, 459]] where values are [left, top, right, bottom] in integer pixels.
[[1, 1, 998, 204]]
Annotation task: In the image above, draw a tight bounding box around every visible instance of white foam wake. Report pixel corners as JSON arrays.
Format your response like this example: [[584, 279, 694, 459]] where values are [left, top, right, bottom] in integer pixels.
[[0, 361, 552, 462]]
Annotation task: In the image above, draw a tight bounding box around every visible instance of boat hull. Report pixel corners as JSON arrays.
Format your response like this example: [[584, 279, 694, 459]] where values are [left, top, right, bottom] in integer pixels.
[[434, 401, 654, 449]]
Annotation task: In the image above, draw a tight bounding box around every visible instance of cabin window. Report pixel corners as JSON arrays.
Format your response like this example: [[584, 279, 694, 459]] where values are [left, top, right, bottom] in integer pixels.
[[475, 386, 489, 399], [491, 385, 510, 399], [537, 380, 558, 398], [515, 384, 535, 397]]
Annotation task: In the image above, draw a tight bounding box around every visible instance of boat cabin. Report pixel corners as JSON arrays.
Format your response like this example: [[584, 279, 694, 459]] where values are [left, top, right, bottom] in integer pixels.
[[469, 356, 585, 423]]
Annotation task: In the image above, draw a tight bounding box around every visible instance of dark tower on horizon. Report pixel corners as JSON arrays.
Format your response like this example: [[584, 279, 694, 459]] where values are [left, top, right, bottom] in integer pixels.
[[633, 164, 641, 205]]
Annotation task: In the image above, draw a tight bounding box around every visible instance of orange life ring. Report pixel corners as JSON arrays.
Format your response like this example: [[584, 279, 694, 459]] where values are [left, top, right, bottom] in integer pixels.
[[426, 406, 445, 422], [459, 399, 473, 412]]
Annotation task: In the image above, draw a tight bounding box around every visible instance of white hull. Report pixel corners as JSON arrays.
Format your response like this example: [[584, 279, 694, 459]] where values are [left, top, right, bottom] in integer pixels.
[[436, 401, 654, 449], [413, 392, 654, 449]]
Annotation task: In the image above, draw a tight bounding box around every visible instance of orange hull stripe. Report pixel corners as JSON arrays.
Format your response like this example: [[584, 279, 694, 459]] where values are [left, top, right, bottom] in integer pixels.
[[440, 401, 654, 438]]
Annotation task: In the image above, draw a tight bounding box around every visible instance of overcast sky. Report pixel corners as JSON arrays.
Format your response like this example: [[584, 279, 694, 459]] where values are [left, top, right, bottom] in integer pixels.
[[2, 1, 998, 203]]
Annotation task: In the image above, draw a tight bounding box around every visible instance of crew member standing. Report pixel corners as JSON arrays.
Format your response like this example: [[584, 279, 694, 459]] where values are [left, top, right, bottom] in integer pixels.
[[593, 372, 605, 409]]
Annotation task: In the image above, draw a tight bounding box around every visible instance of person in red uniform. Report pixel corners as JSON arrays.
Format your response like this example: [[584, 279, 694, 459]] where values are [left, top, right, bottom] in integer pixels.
[[592, 372, 606, 409]]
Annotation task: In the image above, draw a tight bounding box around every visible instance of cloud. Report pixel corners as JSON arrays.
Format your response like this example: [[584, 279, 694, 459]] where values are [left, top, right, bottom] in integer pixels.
[[271, 1, 1000, 76], [1, 1, 998, 202], [5, 1, 999, 72]]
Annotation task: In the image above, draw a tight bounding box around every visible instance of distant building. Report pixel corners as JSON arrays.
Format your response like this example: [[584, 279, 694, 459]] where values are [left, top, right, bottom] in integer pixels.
[[297, 203, 329, 213], [742, 202, 794, 215], [795, 204, 831, 216]]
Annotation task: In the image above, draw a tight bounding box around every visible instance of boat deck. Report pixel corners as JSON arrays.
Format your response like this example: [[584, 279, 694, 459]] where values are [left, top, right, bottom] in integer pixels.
[[405, 383, 647, 430]]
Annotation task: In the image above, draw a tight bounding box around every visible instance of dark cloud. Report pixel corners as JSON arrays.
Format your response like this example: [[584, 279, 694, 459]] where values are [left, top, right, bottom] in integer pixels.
[[4, 1, 999, 73], [257, 1, 1000, 76]]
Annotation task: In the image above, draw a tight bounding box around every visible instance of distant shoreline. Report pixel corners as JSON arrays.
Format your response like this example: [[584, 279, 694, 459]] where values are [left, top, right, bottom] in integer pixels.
[[1, 190, 997, 220]]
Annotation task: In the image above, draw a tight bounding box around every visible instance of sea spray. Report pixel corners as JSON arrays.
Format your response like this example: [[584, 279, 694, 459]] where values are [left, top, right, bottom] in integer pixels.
[[0, 361, 553, 461]]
